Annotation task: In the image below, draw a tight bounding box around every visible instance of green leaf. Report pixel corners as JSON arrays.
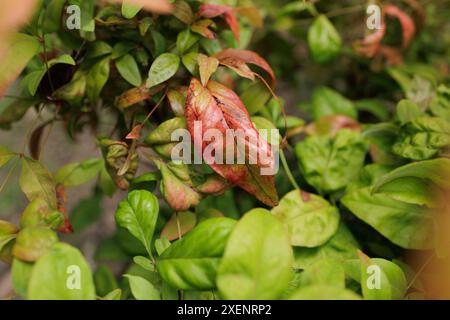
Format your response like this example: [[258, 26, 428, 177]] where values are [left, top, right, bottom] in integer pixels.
[[357, 252, 407, 300], [111, 42, 133, 60], [430, 84, 450, 121], [43, 0, 66, 33], [177, 29, 199, 55], [101, 289, 122, 300], [0, 33, 40, 96], [217, 209, 293, 299], [182, 52, 199, 75], [12, 227, 58, 262], [160, 211, 197, 241], [288, 285, 361, 300], [157, 217, 236, 290], [85, 41, 112, 60], [94, 265, 118, 297], [86, 56, 111, 103], [307, 15, 342, 64], [240, 81, 272, 115], [54, 158, 102, 187], [124, 275, 160, 300], [155, 238, 171, 256], [115, 190, 159, 256], [145, 117, 186, 146], [150, 29, 167, 58], [23, 54, 78, 96], [396, 99, 422, 124], [28, 243, 96, 300], [373, 158, 450, 192], [116, 54, 142, 86], [341, 165, 434, 250], [22, 70, 46, 96], [130, 172, 159, 192], [393, 116, 450, 160], [0, 221, 18, 257], [19, 158, 57, 209], [20, 198, 63, 229], [121, 2, 142, 19], [294, 223, 360, 270], [299, 258, 345, 288], [0, 145, 15, 168], [272, 190, 340, 247], [11, 258, 34, 298], [312, 87, 357, 120], [147, 53, 180, 88], [133, 255, 155, 271], [295, 129, 368, 194]]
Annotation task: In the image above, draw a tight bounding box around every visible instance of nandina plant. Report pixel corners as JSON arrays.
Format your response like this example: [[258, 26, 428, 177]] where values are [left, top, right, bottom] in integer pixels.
[[0, 0, 449, 300]]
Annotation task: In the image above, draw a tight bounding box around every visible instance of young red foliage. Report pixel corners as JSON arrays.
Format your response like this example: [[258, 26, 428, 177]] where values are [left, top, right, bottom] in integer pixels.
[[215, 49, 276, 84], [354, 4, 416, 65], [185, 78, 278, 206], [198, 4, 240, 42]]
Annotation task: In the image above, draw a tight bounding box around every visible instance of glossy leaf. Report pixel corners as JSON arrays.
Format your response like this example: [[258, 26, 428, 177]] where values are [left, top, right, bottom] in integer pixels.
[[272, 190, 340, 247], [124, 275, 160, 300], [157, 217, 236, 290], [146, 53, 180, 88], [115, 190, 159, 256], [160, 211, 197, 241], [342, 165, 434, 249], [86, 56, 111, 103], [308, 15, 342, 64], [217, 209, 292, 299], [28, 243, 95, 300], [116, 54, 142, 86], [295, 129, 368, 194], [11, 258, 34, 298], [0, 33, 40, 97], [54, 158, 102, 188]]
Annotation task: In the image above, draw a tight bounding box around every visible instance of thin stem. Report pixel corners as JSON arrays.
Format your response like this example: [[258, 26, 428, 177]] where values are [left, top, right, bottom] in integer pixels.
[[142, 89, 167, 125], [280, 149, 300, 190], [41, 35, 55, 93], [175, 212, 182, 240]]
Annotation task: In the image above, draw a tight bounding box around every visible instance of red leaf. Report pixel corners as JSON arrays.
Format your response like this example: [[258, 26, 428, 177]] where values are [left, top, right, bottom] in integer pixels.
[[185, 78, 278, 206], [126, 124, 143, 140], [384, 5, 416, 48], [198, 4, 240, 42], [191, 19, 216, 39], [215, 49, 276, 83], [354, 4, 416, 65]]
